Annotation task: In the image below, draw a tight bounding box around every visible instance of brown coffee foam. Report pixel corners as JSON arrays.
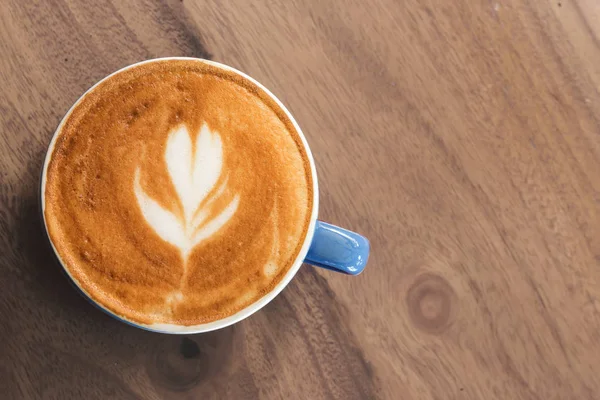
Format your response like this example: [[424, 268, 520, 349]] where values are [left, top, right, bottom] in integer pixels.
[[44, 60, 313, 325]]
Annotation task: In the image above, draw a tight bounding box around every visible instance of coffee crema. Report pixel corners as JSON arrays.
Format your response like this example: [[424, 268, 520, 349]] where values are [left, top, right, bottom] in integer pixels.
[[44, 59, 313, 326]]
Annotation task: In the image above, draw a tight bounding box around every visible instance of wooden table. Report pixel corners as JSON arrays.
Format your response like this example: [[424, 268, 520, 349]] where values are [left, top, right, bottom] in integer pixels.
[[1, 1, 599, 399]]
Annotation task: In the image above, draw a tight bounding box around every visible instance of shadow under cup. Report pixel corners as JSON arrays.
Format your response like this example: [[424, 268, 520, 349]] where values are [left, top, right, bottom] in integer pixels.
[[40, 57, 369, 334]]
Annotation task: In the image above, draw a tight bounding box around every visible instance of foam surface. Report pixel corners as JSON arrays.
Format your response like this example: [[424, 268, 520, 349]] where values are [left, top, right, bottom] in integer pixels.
[[44, 60, 313, 325]]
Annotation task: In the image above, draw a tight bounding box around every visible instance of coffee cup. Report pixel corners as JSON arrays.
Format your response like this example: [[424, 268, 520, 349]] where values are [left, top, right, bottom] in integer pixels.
[[41, 58, 369, 333]]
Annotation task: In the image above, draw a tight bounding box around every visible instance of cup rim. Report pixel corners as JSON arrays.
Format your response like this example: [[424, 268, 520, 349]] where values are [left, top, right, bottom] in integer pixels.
[[40, 57, 319, 334]]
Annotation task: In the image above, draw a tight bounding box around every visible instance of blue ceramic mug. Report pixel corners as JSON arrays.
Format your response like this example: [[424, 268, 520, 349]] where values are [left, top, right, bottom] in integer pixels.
[[41, 58, 370, 333]]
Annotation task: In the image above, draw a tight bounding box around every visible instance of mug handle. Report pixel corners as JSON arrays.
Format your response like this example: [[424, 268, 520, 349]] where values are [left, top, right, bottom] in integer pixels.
[[304, 221, 370, 275]]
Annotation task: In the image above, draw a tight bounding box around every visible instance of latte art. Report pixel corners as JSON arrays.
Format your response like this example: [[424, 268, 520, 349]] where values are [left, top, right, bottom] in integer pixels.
[[43, 60, 314, 326], [134, 124, 239, 264]]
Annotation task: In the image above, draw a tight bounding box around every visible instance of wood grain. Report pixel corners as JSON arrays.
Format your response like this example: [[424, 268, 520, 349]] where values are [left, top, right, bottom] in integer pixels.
[[1, 0, 599, 399]]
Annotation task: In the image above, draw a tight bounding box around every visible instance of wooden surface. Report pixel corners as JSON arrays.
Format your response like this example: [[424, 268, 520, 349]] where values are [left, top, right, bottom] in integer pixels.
[[1, 0, 599, 399]]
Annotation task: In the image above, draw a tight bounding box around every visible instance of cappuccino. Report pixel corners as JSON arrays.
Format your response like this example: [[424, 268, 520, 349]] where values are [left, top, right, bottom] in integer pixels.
[[44, 59, 313, 325]]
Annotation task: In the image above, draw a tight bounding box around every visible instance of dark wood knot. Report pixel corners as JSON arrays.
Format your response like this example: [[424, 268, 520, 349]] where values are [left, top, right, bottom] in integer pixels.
[[147, 328, 237, 392], [149, 337, 207, 391], [406, 273, 456, 334]]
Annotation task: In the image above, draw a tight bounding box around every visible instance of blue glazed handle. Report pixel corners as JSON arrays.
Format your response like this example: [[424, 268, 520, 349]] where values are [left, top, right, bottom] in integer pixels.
[[304, 221, 370, 275]]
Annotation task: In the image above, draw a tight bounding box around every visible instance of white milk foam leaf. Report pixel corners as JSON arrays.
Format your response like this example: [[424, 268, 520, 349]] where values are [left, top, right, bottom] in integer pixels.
[[134, 124, 239, 262]]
